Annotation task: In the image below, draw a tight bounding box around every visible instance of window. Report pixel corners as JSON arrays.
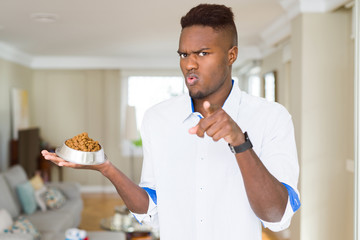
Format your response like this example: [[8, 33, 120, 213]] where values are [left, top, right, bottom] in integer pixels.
[[248, 75, 261, 97], [128, 76, 185, 129], [244, 65, 261, 97], [264, 71, 277, 102], [127, 75, 240, 130]]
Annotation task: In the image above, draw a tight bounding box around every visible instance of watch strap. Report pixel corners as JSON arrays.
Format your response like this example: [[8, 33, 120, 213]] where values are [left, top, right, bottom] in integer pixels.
[[228, 132, 253, 154]]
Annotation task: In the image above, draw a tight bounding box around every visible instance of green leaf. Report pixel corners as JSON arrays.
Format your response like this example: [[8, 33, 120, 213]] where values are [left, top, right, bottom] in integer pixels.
[[132, 138, 142, 147]]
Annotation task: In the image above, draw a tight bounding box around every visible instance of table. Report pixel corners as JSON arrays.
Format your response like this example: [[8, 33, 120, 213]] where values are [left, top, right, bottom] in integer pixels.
[[100, 215, 156, 240], [53, 231, 126, 240]]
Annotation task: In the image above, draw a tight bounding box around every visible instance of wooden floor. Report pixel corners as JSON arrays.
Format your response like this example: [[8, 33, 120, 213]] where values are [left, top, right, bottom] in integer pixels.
[[78, 192, 124, 231], [79, 193, 278, 240]]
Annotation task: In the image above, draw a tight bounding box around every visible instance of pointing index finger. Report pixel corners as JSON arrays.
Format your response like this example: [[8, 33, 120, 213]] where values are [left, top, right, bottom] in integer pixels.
[[203, 101, 220, 116]]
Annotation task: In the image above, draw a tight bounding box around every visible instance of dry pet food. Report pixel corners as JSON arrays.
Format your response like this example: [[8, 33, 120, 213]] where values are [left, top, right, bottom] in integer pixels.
[[65, 132, 101, 152]]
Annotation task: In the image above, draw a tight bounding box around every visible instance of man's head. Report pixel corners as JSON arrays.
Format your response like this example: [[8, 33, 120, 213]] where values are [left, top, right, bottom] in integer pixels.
[[181, 4, 238, 48], [178, 4, 238, 101]]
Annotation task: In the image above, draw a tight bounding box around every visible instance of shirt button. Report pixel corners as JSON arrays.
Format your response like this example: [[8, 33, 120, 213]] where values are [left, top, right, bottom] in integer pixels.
[[200, 157, 204, 161]]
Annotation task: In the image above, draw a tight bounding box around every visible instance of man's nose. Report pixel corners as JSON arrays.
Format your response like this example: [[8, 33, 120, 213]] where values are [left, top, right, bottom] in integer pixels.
[[185, 54, 198, 71]]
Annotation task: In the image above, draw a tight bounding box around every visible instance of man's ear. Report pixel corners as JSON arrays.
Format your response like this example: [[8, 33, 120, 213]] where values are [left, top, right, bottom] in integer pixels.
[[228, 46, 238, 65]]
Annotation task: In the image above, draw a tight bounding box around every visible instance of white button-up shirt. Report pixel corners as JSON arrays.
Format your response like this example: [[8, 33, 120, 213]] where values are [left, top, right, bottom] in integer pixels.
[[134, 83, 300, 240]]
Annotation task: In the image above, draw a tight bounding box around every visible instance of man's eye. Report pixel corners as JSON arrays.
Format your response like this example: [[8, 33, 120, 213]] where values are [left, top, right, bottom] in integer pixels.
[[179, 53, 188, 58], [199, 52, 208, 56]]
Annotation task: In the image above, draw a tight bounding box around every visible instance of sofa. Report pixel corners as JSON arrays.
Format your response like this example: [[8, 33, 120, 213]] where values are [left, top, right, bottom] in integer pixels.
[[0, 164, 126, 240], [0, 164, 83, 240]]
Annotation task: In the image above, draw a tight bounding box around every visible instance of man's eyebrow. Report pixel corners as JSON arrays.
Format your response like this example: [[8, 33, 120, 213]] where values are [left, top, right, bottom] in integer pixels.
[[193, 48, 211, 53], [177, 48, 211, 54]]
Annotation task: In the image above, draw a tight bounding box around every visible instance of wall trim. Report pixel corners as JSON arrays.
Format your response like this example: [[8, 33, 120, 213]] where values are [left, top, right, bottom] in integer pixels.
[[0, 42, 32, 67], [30, 56, 179, 70], [260, 15, 291, 48], [278, 0, 301, 19], [354, 0, 359, 239], [300, 0, 350, 12]]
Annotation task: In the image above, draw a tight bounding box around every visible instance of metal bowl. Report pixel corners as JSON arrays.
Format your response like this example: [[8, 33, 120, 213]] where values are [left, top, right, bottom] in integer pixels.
[[55, 142, 106, 165]]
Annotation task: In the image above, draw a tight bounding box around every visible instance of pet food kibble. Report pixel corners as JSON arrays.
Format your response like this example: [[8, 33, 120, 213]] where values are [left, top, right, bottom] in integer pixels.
[[65, 132, 101, 152]]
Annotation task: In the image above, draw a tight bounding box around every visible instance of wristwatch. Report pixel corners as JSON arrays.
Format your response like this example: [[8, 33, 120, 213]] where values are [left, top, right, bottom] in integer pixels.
[[228, 132, 253, 154]]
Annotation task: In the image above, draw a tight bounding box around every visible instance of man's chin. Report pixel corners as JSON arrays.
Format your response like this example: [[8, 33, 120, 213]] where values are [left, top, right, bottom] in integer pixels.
[[189, 91, 206, 100]]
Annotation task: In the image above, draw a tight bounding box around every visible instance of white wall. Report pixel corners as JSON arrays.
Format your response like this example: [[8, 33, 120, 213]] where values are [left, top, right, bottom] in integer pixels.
[[260, 47, 291, 111], [249, 8, 354, 240], [291, 9, 354, 240], [31, 69, 125, 187], [0, 59, 32, 171]]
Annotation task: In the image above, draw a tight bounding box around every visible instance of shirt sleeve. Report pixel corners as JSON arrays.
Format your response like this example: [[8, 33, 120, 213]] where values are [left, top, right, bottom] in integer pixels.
[[261, 183, 301, 231], [131, 110, 159, 228], [131, 187, 159, 228], [257, 105, 301, 231]]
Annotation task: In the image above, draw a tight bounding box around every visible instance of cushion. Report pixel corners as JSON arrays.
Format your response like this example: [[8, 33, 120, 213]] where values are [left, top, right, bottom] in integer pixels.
[[26, 211, 75, 233], [16, 181, 37, 215], [41, 187, 66, 209], [29, 174, 44, 191], [0, 174, 20, 218], [34, 186, 47, 211], [0, 209, 13, 232], [3, 165, 28, 210], [3, 216, 41, 240]]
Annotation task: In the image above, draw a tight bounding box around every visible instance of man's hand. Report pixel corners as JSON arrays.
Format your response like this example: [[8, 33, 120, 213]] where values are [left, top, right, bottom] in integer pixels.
[[42, 150, 150, 214], [188, 101, 245, 146], [41, 150, 108, 171]]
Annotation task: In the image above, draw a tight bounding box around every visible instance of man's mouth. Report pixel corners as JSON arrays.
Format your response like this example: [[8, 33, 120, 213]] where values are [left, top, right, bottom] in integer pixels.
[[186, 73, 199, 86]]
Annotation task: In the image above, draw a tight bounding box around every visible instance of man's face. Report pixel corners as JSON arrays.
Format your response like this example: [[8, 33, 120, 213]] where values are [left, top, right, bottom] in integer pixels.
[[178, 25, 236, 100]]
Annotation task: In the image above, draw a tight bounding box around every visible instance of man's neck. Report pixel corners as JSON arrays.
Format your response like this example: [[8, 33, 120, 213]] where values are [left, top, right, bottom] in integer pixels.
[[193, 80, 233, 117]]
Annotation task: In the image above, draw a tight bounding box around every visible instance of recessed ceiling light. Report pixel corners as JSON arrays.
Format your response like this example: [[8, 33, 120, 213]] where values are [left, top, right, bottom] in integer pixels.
[[31, 13, 58, 23]]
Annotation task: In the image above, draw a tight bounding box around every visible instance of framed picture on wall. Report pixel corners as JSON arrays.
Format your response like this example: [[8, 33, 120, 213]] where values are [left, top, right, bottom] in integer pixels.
[[11, 88, 30, 139], [263, 71, 277, 102]]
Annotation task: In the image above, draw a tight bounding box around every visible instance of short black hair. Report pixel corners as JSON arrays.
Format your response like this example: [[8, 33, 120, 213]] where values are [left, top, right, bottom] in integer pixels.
[[180, 4, 238, 46]]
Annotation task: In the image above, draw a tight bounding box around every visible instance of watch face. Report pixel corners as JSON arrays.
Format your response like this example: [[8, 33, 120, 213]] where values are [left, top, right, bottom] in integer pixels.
[[244, 131, 249, 140], [228, 144, 235, 154]]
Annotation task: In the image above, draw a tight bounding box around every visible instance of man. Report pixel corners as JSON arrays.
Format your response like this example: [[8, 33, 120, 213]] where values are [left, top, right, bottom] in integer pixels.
[[42, 4, 300, 240]]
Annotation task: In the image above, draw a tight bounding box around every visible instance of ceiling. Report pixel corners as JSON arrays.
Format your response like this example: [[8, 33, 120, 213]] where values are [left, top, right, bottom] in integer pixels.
[[0, 0, 350, 69]]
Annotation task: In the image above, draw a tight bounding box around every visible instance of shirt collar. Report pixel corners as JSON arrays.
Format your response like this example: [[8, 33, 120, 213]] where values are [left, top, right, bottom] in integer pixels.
[[183, 80, 242, 124], [222, 80, 242, 121]]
